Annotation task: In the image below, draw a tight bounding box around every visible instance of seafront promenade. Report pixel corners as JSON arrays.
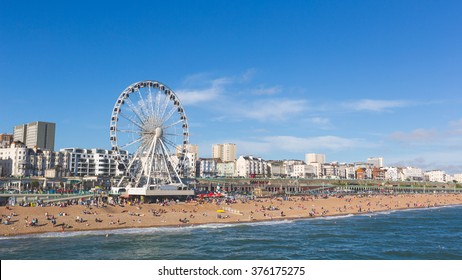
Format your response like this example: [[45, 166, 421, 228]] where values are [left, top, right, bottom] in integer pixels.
[[1, 192, 461, 237]]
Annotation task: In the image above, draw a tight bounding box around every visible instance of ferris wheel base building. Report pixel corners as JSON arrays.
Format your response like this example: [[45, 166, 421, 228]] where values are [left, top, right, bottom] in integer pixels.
[[112, 184, 194, 200]]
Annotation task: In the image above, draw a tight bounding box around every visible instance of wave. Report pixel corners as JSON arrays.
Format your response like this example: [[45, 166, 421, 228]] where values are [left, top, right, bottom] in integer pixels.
[[0, 220, 296, 240], [316, 214, 355, 220]]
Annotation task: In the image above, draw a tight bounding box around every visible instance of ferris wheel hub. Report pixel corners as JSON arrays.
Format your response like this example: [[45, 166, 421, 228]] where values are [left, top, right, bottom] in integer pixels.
[[155, 127, 163, 138]]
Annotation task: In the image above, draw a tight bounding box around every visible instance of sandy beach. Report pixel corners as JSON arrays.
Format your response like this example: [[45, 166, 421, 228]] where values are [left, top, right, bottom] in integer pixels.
[[1, 193, 462, 237]]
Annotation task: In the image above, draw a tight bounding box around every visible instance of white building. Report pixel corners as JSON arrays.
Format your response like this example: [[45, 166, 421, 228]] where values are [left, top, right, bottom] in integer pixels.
[[216, 161, 235, 177], [0, 141, 67, 177], [384, 167, 400, 181], [212, 143, 236, 162], [307, 162, 322, 178], [453, 173, 462, 183], [60, 148, 129, 177], [367, 157, 384, 168], [0, 141, 29, 176], [403, 167, 424, 181], [292, 164, 316, 178], [184, 152, 197, 178], [305, 153, 326, 164], [28, 148, 69, 177], [198, 158, 218, 178], [282, 160, 305, 178], [337, 164, 356, 179], [267, 161, 285, 178], [235, 155, 269, 178], [424, 170, 447, 183], [322, 163, 339, 179], [176, 144, 199, 178]]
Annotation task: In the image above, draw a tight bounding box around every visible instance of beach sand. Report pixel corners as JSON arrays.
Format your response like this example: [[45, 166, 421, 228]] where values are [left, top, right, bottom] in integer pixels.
[[1, 193, 462, 236]]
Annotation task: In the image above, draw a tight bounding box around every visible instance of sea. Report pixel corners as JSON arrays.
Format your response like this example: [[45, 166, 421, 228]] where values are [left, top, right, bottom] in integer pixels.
[[1, 205, 461, 260]]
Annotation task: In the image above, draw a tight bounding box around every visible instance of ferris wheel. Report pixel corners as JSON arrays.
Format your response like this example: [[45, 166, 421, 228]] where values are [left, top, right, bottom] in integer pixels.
[[110, 80, 189, 189]]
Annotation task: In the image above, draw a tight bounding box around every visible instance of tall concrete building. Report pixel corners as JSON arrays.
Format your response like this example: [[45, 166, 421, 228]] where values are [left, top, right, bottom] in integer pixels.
[[13, 125, 27, 144], [367, 157, 384, 168], [305, 153, 326, 164], [212, 143, 236, 162], [13, 121, 56, 151]]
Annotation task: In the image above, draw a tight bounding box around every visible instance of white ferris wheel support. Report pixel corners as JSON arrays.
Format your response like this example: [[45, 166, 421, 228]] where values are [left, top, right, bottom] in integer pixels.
[[110, 81, 189, 190]]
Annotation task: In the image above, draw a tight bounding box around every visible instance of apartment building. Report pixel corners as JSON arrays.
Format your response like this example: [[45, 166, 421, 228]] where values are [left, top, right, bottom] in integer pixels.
[[60, 148, 130, 177], [235, 155, 269, 178], [216, 161, 235, 177], [212, 143, 236, 162], [198, 158, 218, 178], [305, 153, 326, 164], [367, 157, 384, 168], [14, 121, 56, 151]]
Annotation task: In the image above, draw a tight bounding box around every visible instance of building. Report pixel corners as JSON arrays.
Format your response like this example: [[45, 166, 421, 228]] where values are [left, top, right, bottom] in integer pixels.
[[322, 163, 339, 179], [175, 144, 199, 178], [305, 153, 326, 164], [216, 161, 235, 177], [337, 163, 356, 179], [177, 144, 199, 159], [0, 141, 29, 176], [402, 167, 424, 181], [212, 143, 236, 162], [292, 164, 316, 178], [424, 170, 446, 183], [367, 157, 384, 168], [13, 121, 56, 151], [0, 133, 13, 148], [384, 167, 400, 181], [198, 158, 218, 178], [0, 141, 67, 177], [184, 152, 198, 178], [371, 167, 385, 180], [356, 168, 367, 180], [0, 159, 13, 177], [235, 155, 269, 178], [60, 148, 129, 177], [13, 125, 27, 144], [267, 161, 285, 178], [283, 160, 305, 178], [28, 148, 69, 177], [453, 173, 462, 183]]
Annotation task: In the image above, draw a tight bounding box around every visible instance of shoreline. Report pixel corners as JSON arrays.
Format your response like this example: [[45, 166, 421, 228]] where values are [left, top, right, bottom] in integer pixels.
[[1, 193, 462, 238], [4, 204, 462, 240]]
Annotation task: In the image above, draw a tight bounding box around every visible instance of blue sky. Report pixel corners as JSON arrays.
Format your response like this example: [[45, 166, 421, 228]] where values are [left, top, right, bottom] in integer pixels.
[[1, 1, 462, 173]]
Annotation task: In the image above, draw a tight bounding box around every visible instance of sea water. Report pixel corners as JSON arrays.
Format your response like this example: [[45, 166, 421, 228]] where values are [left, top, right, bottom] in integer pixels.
[[1, 205, 461, 260]]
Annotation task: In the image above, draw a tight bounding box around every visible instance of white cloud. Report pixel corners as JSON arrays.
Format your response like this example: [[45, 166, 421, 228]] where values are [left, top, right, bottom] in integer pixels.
[[251, 85, 282, 95], [306, 117, 333, 129], [241, 68, 256, 83], [176, 78, 231, 105], [448, 118, 462, 135], [344, 99, 408, 112], [389, 129, 438, 143], [236, 99, 307, 121]]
